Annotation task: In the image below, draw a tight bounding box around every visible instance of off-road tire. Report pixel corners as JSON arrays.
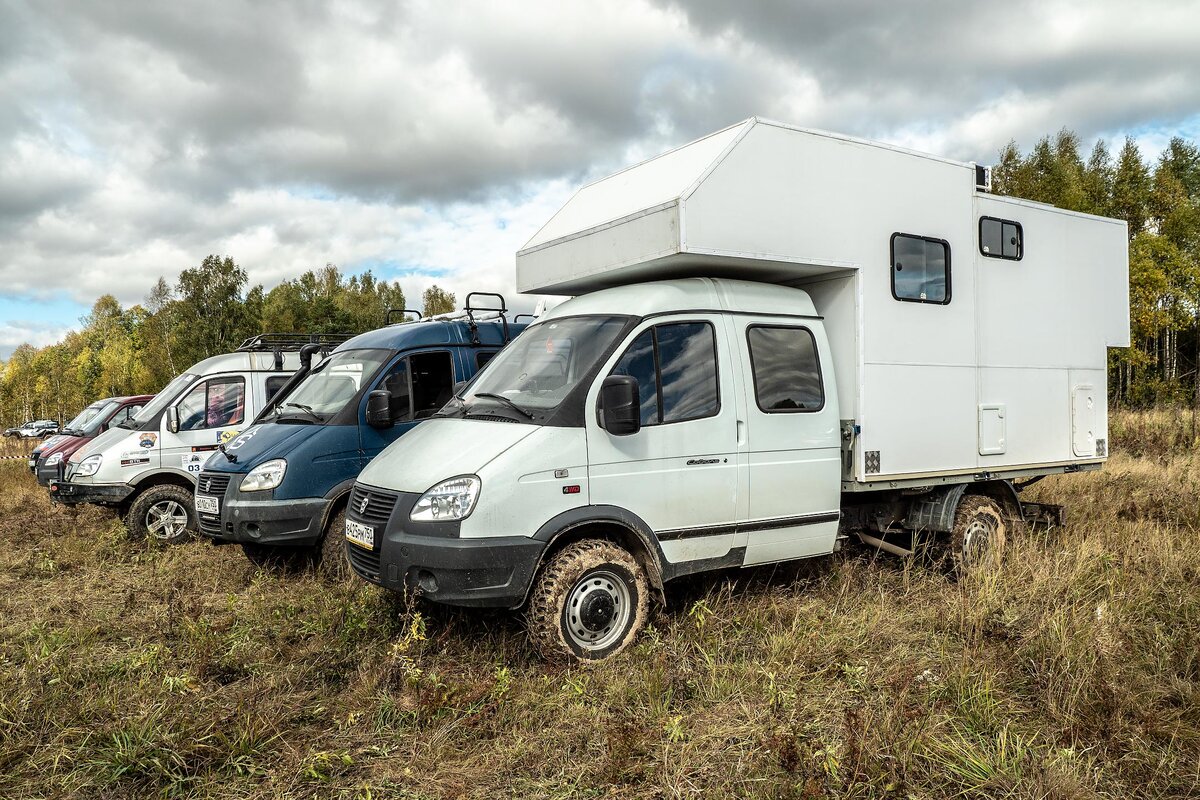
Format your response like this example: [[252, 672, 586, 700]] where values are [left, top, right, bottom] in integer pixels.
[[125, 484, 197, 544], [948, 495, 1007, 574], [316, 509, 352, 582], [527, 539, 649, 663], [241, 542, 312, 572]]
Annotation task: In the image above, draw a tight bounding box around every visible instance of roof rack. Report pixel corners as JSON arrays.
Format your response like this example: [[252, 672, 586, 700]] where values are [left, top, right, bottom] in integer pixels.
[[514, 313, 536, 324], [464, 292, 510, 344], [237, 333, 355, 370], [385, 308, 424, 325]]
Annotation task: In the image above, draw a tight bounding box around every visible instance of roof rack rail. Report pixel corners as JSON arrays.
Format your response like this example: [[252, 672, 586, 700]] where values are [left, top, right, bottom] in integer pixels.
[[514, 313, 536, 324], [385, 308, 423, 325], [464, 292, 510, 344], [237, 332, 355, 370]]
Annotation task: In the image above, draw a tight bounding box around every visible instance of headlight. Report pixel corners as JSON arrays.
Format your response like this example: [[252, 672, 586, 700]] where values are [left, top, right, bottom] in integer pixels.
[[45, 452, 63, 466], [74, 454, 103, 477], [411, 475, 481, 521], [240, 458, 287, 492]]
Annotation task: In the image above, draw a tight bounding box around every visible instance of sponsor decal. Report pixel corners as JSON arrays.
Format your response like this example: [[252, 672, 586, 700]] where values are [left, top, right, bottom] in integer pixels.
[[181, 453, 207, 475], [121, 451, 150, 467], [218, 429, 241, 445], [225, 427, 258, 450], [138, 432, 158, 449]]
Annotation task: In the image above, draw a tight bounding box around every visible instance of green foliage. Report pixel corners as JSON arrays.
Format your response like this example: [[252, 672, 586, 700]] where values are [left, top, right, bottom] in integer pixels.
[[421, 284, 456, 317], [0, 257, 409, 425]]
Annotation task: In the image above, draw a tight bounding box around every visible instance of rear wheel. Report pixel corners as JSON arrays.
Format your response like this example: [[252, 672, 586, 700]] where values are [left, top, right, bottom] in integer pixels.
[[125, 485, 196, 544], [527, 539, 649, 663], [316, 509, 351, 582], [948, 495, 1007, 574]]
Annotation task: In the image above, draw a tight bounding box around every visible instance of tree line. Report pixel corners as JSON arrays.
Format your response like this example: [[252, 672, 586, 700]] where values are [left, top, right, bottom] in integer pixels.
[[0, 259, 456, 425], [3, 127, 1199, 424]]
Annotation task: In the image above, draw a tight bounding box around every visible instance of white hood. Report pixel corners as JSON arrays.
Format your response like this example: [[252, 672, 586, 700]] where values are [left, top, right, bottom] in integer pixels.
[[68, 426, 136, 463], [358, 418, 538, 494]]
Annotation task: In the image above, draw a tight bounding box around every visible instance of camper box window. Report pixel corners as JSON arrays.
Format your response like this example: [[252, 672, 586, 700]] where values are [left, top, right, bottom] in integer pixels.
[[746, 326, 824, 413], [891, 233, 951, 305], [979, 216, 1023, 260]]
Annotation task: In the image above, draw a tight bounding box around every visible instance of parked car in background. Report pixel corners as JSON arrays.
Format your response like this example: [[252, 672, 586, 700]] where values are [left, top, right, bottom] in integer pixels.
[[50, 334, 345, 542], [16, 420, 59, 439], [31, 395, 154, 485], [194, 298, 523, 574], [4, 422, 33, 437]]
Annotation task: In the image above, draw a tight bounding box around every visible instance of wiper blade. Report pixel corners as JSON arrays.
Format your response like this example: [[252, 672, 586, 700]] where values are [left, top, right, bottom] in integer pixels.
[[281, 402, 323, 423], [470, 392, 533, 419]]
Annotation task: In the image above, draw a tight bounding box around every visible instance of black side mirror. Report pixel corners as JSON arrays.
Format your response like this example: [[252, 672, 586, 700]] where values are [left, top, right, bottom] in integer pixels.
[[600, 375, 640, 436], [366, 389, 393, 429], [165, 407, 179, 434]]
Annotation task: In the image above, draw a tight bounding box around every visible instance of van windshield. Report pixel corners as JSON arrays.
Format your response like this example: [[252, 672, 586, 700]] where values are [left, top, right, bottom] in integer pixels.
[[271, 348, 390, 422], [125, 373, 197, 429], [451, 315, 631, 421], [62, 401, 112, 435]]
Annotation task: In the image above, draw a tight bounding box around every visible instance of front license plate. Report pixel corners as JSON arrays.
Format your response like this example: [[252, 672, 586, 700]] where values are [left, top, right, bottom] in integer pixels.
[[28, 458, 36, 468], [195, 494, 220, 515], [345, 518, 375, 550]]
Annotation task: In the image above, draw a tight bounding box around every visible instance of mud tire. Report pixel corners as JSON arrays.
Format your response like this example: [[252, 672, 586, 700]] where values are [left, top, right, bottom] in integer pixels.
[[125, 484, 196, 544], [527, 539, 649, 663], [948, 495, 1008, 574]]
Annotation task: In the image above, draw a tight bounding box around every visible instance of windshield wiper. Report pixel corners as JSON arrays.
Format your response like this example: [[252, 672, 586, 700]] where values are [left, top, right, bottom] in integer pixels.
[[278, 402, 324, 423], [470, 392, 533, 420], [62, 427, 84, 437]]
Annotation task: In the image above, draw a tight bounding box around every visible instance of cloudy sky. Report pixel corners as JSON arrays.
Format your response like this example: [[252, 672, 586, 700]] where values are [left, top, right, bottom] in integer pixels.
[[2, 0, 1199, 356]]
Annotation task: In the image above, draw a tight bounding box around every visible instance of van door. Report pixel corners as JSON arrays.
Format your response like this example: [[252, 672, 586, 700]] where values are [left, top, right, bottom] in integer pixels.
[[733, 319, 841, 565], [586, 316, 740, 567], [160, 375, 250, 480], [359, 350, 457, 464]]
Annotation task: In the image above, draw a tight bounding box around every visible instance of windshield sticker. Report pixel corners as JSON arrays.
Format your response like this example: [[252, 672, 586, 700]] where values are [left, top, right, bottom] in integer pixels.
[[225, 427, 258, 450], [138, 432, 158, 449], [182, 452, 207, 475], [121, 451, 150, 467]]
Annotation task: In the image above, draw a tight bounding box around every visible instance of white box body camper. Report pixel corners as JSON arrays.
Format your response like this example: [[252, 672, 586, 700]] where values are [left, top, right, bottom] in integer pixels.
[[347, 119, 1130, 662]]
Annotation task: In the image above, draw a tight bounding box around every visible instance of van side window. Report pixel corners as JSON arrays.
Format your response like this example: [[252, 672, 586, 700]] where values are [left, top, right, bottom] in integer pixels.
[[891, 233, 950, 304], [746, 326, 824, 412], [265, 376, 290, 403], [177, 377, 246, 431], [979, 216, 1022, 260], [610, 322, 719, 426], [378, 351, 455, 422]]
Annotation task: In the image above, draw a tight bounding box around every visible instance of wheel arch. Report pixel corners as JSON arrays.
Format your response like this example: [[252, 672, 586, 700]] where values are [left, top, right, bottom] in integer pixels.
[[530, 506, 666, 602]]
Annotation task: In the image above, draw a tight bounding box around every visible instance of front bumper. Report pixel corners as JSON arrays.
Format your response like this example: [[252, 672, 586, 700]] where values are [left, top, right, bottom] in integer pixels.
[[36, 461, 61, 487], [195, 470, 329, 546], [345, 484, 544, 609], [49, 479, 134, 506]]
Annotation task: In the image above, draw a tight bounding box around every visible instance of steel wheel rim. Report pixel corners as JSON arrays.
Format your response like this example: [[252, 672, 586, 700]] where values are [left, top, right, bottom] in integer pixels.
[[564, 569, 632, 651], [960, 518, 994, 566], [146, 500, 189, 540]]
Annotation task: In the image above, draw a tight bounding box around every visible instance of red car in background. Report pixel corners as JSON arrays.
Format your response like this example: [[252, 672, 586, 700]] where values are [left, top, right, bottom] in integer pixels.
[[30, 395, 154, 487]]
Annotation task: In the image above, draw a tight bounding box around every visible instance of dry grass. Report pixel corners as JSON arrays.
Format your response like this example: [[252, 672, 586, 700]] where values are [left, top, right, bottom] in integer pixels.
[[1, 416, 1198, 799]]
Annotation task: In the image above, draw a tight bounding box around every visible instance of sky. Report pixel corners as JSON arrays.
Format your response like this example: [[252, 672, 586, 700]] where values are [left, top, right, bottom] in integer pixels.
[[2, 0, 1199, 357]]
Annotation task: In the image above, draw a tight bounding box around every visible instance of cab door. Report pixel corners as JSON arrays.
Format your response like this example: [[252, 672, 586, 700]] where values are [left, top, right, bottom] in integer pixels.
[[733, 318, 841, 565], [586, 316, 741, 566], [358, 349, 458, 464], [160, 375, 250, 480]]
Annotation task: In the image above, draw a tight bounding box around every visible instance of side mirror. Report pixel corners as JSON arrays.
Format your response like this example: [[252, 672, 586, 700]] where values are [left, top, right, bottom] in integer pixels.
[[166, 407, 179, 434], [366, 389, 393, 429], [599, 375, 641, 436]]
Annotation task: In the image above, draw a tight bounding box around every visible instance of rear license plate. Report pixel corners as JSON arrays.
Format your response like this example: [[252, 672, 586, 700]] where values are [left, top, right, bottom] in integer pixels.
[[345, 518, 375, 550], [195, 494, 220, 515]]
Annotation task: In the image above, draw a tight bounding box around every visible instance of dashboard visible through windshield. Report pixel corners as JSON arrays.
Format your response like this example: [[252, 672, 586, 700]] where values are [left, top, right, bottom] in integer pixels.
[[271, 349, 391, 422]]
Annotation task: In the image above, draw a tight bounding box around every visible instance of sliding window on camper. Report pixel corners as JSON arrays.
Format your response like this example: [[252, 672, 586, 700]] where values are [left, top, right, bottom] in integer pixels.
[[891, 233, 951, 305]]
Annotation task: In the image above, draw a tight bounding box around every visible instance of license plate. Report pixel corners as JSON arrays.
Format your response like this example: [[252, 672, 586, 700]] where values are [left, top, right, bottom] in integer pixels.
[[195, 494, 220, 515], [345, 518, 375, 550], [28, 458, 36, 468]]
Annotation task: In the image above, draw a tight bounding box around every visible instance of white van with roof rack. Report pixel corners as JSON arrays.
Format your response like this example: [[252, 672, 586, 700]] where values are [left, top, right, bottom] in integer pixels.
[[342, 118, 1130, 661], [51, 334, 348, 542]]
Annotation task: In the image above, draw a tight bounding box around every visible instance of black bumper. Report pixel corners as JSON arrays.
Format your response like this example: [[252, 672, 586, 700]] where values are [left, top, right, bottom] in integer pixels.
[[49, 479, 134, 506], [36, 462, 59, 487], [346, 485, 544, 609], [195, 470, 329, 546]]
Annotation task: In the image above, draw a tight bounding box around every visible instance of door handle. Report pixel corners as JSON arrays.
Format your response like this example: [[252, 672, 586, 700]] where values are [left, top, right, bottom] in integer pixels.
[[736, 419, 746, 445]]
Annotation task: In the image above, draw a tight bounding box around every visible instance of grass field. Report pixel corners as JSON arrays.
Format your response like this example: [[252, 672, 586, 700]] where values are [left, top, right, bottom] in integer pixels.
[[0, 413, 1197, 799]]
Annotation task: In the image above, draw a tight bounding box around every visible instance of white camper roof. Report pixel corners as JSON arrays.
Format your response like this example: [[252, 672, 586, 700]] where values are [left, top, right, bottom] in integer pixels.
[[516, 118, 988, 295]]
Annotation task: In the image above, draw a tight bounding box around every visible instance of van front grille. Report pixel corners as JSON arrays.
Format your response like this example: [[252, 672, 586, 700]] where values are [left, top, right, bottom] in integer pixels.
[[197, 472, 232, 496], [347, 485, 398, 525], [347, 543, 381, 583]]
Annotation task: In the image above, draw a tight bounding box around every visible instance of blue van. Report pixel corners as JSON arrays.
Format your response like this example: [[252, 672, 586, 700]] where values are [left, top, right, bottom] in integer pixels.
[[195, 297, 523, 571]]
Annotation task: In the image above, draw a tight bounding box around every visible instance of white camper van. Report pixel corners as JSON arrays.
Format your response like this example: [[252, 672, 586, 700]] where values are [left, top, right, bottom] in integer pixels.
[[344, 119, 1130, 661], [51, 335, 345, 542]]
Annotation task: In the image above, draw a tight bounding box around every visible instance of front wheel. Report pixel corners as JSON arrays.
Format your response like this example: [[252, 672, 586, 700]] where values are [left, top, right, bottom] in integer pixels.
[[125, 484, 197, 544], [948, 495, 1008, 574], [527, 539, 649, 663]]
